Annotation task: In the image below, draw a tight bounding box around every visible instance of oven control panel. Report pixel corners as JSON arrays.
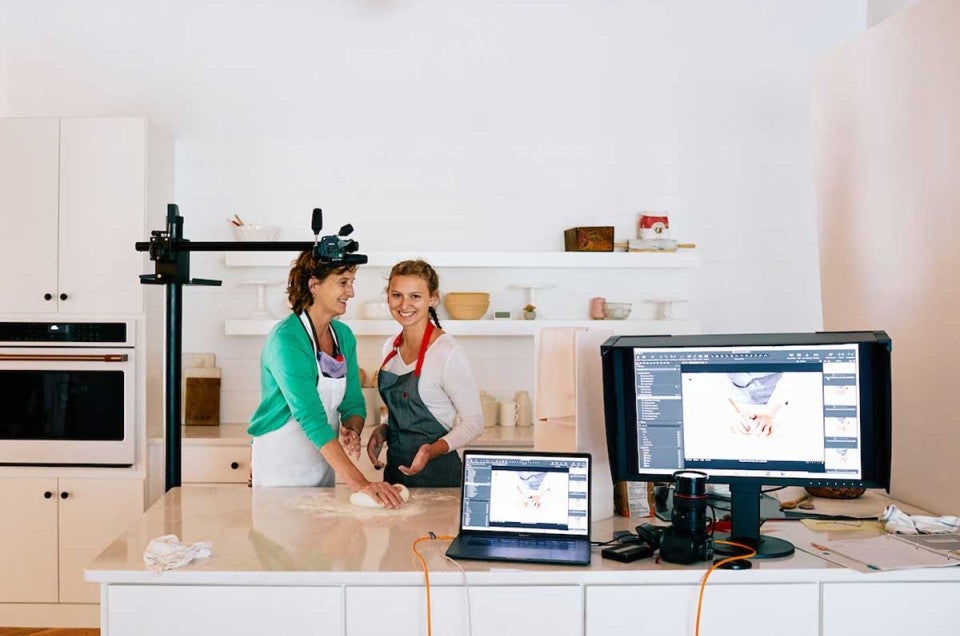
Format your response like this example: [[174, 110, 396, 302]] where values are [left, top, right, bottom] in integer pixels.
[[0, 321, 131, 345]]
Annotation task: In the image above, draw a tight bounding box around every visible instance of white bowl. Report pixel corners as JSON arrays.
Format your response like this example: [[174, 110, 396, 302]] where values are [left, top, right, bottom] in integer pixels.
[[361, 301, 392, 320], [604, 302, 632, 320], [233, 224, 280, 241]]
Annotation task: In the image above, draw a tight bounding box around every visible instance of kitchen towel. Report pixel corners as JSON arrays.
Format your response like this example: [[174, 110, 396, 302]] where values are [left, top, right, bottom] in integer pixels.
[[535, 327, 586, 421], [143, 534, 213, 572], [880, 505, 960, 535]]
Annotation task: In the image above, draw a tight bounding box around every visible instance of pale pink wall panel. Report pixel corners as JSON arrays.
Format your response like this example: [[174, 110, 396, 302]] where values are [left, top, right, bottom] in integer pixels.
[[814, 0, 960, 514]]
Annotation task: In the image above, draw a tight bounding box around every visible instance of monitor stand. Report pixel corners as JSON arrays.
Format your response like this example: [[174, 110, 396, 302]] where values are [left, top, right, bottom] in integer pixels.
[[712, 483, 795, 559]]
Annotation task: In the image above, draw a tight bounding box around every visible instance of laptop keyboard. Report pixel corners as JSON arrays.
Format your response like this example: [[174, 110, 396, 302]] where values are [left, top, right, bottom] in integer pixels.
[[468, 537, 577, 551]]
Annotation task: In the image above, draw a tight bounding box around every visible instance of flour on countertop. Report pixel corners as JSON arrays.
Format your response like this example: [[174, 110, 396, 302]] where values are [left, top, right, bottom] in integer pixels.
[[291, 490, 459, 518]]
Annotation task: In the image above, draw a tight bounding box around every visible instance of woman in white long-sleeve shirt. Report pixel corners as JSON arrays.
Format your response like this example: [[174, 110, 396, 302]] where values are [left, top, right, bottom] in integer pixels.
[[366, 260, 484, 487]]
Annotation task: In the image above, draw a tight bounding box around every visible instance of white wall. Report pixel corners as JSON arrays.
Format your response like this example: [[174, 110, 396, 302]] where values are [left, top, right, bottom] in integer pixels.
[[815, 0, 960, 514], [0, 1, 865, 423], [867, 0, 920, 26]]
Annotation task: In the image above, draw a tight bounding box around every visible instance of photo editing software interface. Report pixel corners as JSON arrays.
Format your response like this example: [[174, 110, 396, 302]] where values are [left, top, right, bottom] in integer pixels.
[[461, 453, 590, 536], [633, 343, 862, 480]]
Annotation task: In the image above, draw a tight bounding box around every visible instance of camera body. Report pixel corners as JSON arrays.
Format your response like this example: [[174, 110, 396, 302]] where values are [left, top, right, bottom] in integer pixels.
[[315, 234, 363, 264], [659, 527, 714, 565], [311, 217, 368, 265], [659, 470, 714, 565]]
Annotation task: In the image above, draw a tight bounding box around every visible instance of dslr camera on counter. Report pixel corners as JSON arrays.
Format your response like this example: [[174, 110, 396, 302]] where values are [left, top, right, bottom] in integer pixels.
[[659, 470, 714, 565]]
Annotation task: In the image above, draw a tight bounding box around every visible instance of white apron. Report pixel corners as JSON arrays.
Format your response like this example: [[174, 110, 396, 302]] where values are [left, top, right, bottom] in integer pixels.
[[251, 314, 346, 487]]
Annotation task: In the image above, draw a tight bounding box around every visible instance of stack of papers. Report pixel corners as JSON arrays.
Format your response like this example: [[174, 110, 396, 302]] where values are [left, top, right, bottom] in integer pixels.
[[803, 532, 960, 573]]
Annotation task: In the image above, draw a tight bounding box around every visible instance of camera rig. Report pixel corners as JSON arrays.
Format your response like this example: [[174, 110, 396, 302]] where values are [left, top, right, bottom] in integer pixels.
[[310, 208, 368, 266], [136, 204, 367, 491]]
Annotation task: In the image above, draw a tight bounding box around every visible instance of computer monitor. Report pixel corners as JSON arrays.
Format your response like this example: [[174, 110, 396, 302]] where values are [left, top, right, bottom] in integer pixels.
[[601, 331, 892, 558]]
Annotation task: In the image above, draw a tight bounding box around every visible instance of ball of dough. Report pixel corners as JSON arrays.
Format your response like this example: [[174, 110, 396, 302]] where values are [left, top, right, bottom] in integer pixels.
[[350, 484, 410, 508]]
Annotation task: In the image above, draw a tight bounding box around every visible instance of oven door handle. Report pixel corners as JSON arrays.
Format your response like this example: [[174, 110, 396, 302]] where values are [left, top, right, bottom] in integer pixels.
[[0, 353, 129, 362]]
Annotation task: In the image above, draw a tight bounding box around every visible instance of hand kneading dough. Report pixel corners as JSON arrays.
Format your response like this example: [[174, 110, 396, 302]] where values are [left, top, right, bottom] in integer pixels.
[[350, 484, 410, 508]]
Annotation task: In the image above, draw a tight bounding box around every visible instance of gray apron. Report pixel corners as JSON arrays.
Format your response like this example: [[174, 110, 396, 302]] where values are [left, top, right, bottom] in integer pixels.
[[377, 322, 462, 487]]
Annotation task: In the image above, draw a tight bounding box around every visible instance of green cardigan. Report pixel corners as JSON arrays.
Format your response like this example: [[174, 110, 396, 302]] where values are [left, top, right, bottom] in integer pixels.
[[248, 313, 366, 448]]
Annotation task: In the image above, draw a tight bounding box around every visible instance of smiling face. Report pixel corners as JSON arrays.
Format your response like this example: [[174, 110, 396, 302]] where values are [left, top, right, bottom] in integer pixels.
[[309, 269, 356, 318], [387, 274, 437, 328]]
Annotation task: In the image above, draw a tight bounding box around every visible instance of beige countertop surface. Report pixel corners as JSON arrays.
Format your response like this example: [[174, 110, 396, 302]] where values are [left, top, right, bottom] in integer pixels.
[[86, 484, 957, 587]]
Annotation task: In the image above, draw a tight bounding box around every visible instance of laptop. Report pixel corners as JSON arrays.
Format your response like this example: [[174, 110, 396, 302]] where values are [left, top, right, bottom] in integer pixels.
[[446, 449, 592, 566]]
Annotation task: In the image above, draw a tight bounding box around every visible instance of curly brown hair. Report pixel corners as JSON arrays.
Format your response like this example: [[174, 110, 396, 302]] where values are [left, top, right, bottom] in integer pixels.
[[386, 259, 442, 328], [287, 250, 357, 314]]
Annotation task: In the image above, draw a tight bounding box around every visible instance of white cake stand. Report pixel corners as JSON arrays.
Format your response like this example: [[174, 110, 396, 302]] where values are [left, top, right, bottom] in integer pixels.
[[643, 298, 688, 320], [239, 280, 285, 319], [508, 284, 556, 316]]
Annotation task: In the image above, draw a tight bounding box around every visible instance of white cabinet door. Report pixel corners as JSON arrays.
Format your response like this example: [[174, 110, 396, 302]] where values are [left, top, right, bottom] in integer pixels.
[[58, 118, 146, 314], [107, 585, 342, 635], [0, 118, 61, 314], [58, 477, 144, 603], [0, 478, 59, 602], [823, 582, 960, 633], [346, 585, 583, 636], [586, 583, 818, 636]]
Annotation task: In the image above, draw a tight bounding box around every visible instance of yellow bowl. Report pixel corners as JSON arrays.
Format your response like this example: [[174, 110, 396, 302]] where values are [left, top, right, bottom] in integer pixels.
[[443, 292, 490, 320]]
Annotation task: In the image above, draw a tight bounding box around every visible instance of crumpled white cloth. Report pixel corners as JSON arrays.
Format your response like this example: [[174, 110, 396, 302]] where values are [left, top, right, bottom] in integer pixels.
[[143, 534, 213, 572], [880, 505, 960, 534]]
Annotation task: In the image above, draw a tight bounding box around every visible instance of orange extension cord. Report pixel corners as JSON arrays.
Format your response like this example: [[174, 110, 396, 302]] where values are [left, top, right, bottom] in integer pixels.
[[412, 533, 456, 636], [695, 539, 758, 636], [414, 534, 753, 636]]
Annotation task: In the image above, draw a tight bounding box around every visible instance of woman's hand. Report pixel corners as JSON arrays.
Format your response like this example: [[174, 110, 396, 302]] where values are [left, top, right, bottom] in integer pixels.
[[398, 439, 449, 477], [339, 415, 364, 460], [398, 444, 432, 476], [339, 427, 361, 459], [366, 425, 388, 470], [359, 481, 405, 509]]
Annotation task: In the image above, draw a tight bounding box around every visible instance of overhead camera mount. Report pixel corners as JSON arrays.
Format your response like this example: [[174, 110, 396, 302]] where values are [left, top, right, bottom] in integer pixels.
[[137, 204, 367, 491]]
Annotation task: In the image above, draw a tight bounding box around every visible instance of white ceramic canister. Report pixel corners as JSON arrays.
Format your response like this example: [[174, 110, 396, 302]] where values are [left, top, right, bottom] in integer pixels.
[[499, 400, 518, 427], [515, 391, 532, 427]]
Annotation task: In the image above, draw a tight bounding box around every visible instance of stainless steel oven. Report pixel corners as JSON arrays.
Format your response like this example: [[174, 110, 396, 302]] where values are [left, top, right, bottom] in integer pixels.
[[0, 319, 135, 466]]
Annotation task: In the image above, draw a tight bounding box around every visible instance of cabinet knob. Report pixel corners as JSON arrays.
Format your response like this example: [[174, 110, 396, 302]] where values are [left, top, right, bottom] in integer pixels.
[[230, 462, 240, 470], [44, 491, 53, 499], [59, 293, 68, 301], [44, 293, 53, 301], [60, 491, 69, 499]]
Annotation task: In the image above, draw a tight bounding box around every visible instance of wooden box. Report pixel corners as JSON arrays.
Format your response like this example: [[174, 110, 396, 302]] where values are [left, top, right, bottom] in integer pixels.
[[185, 376, 221, 426], [564, 226, 614, 252]]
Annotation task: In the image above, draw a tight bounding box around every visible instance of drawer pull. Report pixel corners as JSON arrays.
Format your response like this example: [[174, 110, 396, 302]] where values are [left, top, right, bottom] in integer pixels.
[[60, 492, 69, 499], [230, 462, 240, 470], [44, 491, 53, 499]]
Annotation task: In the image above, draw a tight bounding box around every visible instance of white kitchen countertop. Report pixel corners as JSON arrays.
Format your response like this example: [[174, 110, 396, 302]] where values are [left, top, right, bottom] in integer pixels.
[[85, 484, 958, 588], [148, 422, 535, 448]]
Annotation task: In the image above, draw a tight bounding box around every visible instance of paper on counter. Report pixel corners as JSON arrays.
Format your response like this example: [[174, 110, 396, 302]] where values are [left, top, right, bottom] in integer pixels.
[[802, 533, 960, 573]]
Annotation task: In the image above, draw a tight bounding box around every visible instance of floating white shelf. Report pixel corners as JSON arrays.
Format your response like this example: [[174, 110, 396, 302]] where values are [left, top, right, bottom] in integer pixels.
[[224, 318, 702, 337], [224, 249, 700, 269]]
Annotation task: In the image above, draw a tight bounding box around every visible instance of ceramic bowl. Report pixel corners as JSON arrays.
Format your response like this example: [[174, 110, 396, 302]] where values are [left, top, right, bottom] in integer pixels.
[[443, 292, 490, 320], [604, 302, 632, 320], [360, 301, 392, 320], [233, 224, 280, 241]]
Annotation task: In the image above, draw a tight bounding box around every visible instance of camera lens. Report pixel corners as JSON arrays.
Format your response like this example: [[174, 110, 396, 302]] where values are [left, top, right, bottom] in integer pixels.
[[671, 470, 708, 536]]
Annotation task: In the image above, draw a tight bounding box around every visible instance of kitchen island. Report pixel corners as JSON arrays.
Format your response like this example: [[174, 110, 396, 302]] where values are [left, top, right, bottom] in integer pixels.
[[87, 485, 960, 635]]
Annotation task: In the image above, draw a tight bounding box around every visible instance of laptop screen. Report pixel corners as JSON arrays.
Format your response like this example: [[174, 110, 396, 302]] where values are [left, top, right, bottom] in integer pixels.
[[460, 451, 591, 537]]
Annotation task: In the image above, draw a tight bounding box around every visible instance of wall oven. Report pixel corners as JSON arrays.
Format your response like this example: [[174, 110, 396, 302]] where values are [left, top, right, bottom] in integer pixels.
[[0, 319, 135, 466]]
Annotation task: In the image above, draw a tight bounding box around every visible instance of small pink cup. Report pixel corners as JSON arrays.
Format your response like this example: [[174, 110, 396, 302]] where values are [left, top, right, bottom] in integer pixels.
[[590, 297, 607, 320]]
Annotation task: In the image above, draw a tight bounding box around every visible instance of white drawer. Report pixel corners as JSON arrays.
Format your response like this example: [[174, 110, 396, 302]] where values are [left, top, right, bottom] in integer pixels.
[[182, 445, 251, 483]]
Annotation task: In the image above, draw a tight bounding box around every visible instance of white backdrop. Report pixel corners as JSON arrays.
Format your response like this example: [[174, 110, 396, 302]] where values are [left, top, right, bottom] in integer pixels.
[[0, 1, 866, 423]]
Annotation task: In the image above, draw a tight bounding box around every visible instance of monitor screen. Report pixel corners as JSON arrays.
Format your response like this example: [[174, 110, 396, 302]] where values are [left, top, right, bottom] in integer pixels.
[[601, 331, 892, 557]]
